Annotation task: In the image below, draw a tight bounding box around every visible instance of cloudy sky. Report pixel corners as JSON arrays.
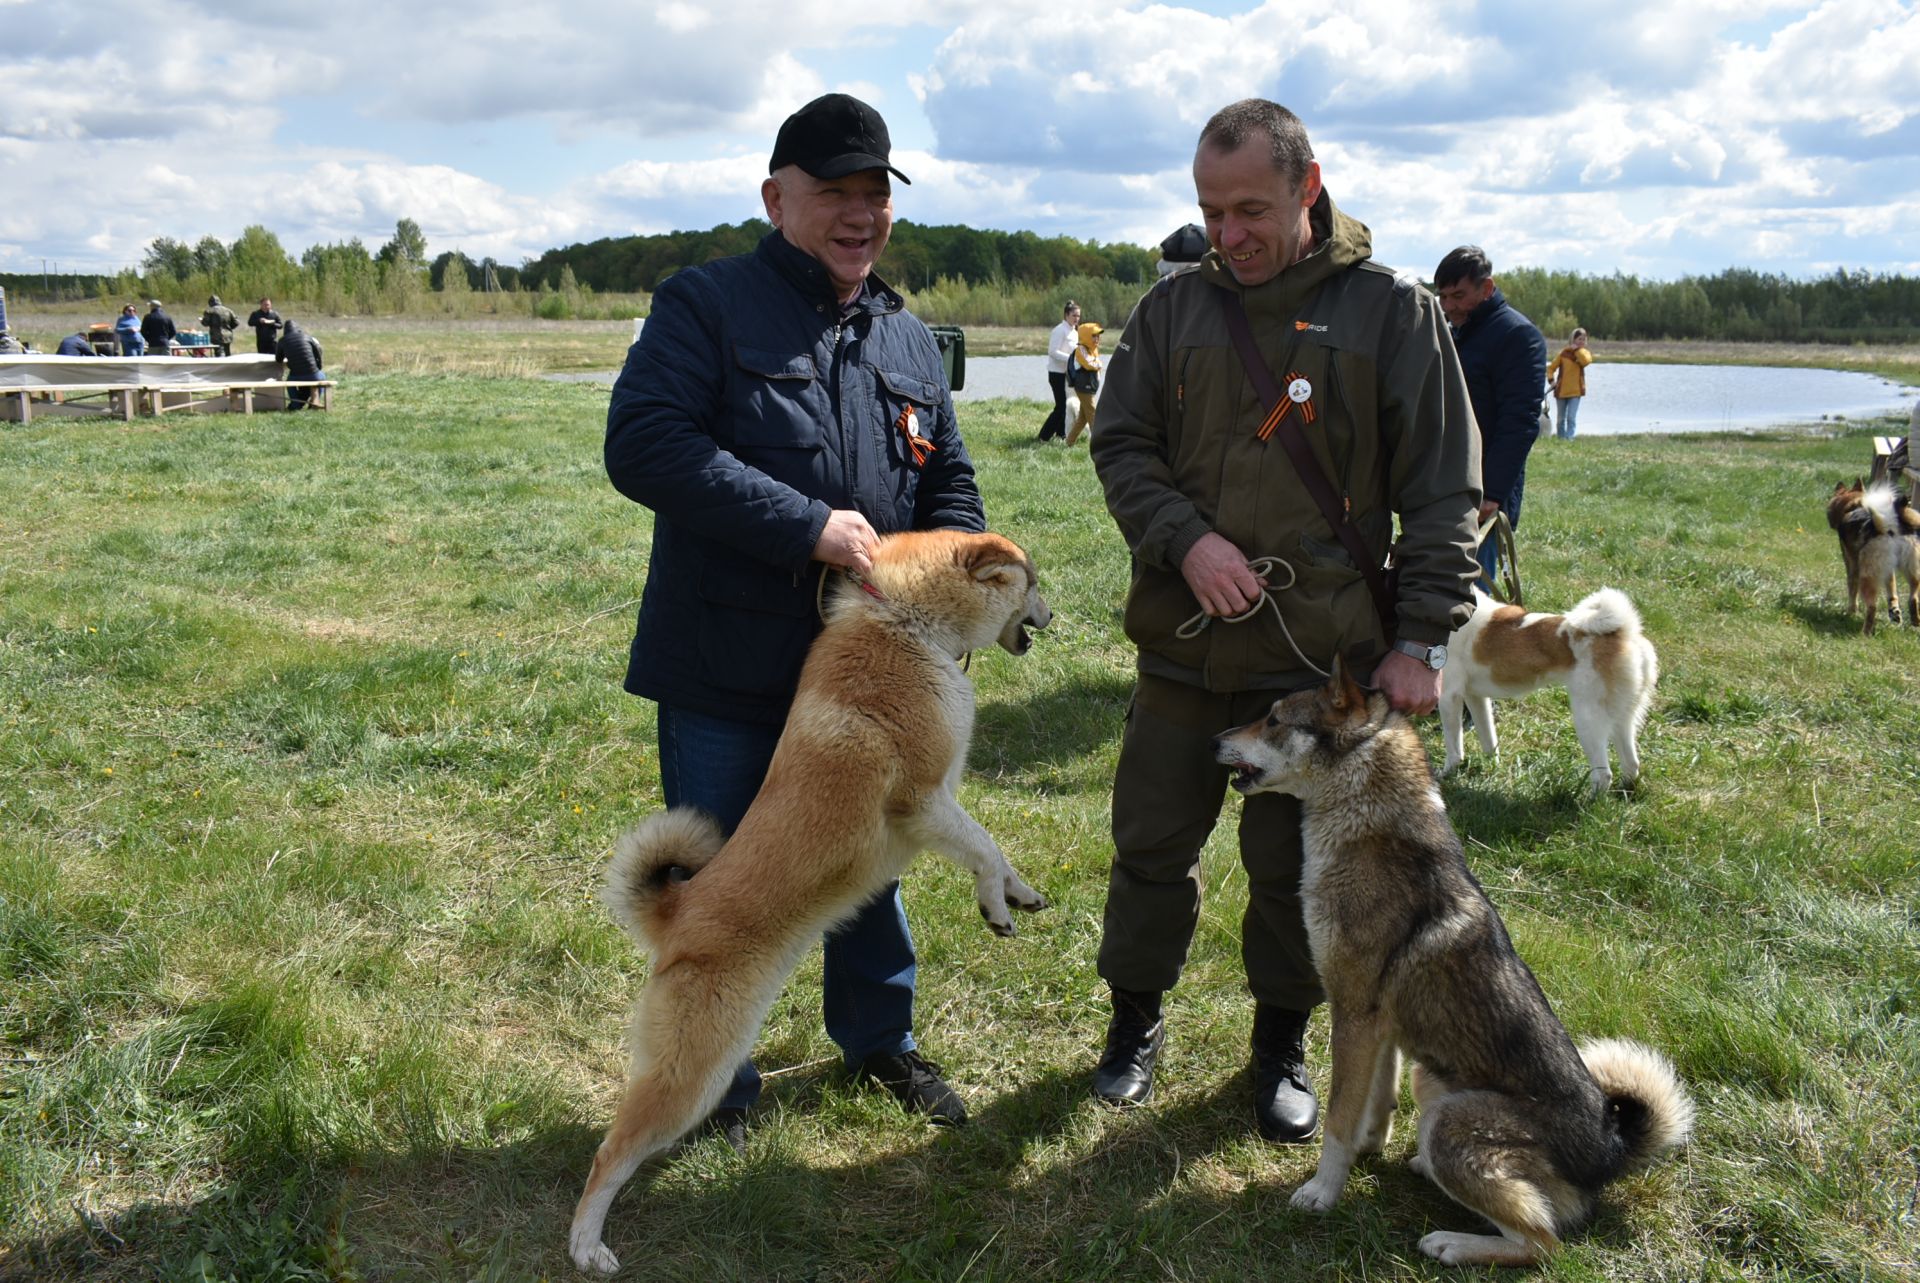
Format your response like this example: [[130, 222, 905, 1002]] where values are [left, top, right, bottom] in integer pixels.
[[4, 0, 1916, 282]]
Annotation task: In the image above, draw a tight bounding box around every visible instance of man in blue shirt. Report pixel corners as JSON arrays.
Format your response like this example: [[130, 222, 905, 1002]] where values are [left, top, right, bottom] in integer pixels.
[[1435, 247, 1547, 586], [603, 94, 985, 1148], [55, 331, 96, 356]]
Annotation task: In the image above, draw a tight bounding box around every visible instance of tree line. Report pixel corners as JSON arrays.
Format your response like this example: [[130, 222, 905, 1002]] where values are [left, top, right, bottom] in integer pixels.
[[3, 216, 1917, 343], [519, 218, 1161, 295]]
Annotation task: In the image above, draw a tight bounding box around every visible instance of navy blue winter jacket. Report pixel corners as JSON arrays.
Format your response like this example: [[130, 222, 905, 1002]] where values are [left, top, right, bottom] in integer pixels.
[[606, 231, 985, 726], [1451, 288, 1546, 507]]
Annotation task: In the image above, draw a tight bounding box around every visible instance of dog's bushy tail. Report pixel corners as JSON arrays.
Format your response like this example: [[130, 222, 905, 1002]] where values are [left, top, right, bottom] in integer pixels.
[[1562, 587, 1643, 638], [1861, 483, 1920, 535], [1581, 1037, 1695, 1175], [601, 809, 725, 952]]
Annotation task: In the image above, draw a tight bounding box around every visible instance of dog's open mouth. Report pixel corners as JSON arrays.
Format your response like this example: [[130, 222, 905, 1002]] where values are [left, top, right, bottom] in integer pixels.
[[1225, 760, 1260, 792]]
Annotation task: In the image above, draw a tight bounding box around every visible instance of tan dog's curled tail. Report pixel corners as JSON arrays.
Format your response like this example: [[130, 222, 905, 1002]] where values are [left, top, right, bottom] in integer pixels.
[[1579, 1037, 1695, 1174], [602, 810, 725, 951], [1560, 587, 1643, 639]]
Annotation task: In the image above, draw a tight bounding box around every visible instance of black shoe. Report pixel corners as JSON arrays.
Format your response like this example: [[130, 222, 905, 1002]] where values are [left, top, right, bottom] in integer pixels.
[[1251, 1004, 1320, 1142], [701, 1106, 749, 1155], [1092, 988, 1164, 1106], [856, 1049, 968, 1126]]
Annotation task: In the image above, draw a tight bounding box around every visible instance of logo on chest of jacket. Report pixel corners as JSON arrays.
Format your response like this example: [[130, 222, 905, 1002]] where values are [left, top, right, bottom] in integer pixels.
[[1294, 321, 1329, 333]]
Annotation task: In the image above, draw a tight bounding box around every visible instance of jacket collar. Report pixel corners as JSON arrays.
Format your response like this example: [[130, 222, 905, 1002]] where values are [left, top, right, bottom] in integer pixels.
[[755, 231, 904, 318]]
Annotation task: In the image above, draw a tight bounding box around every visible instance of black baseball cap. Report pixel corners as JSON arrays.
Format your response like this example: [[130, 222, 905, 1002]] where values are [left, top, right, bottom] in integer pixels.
[[769, 93, 911, 184]]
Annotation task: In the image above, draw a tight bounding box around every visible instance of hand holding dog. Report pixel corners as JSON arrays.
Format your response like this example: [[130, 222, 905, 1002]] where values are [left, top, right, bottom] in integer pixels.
[[1373, 648, 1439, 715], [1181, 532, 1268, 616], [814, 509, 881, 575]]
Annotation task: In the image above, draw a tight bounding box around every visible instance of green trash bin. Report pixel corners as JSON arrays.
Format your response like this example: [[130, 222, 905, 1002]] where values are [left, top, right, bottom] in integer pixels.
[[927, 325, 966, 393]]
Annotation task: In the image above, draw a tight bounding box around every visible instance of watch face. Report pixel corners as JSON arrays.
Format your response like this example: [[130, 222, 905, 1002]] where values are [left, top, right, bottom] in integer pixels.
[[1427, 644, 1448, 669]]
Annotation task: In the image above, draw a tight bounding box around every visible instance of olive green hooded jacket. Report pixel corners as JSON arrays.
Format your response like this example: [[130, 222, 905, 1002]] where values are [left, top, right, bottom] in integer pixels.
[[1090, 191, 1481, 692]]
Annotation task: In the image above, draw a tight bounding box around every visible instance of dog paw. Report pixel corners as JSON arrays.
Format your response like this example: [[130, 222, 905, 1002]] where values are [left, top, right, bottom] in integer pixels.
[[1408, 1151, 1432, 1179], [571, 1239, 620, 1275], [978, 904, 1018, 938], [1289, 1176, 1342, 1213], [1005, 877, 1048, 913], [1418, 1231, 1484, 1265]]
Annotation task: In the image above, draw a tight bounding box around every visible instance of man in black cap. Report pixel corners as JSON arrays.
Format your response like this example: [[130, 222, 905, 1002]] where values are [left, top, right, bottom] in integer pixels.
[[602, 94, 985, 1147]]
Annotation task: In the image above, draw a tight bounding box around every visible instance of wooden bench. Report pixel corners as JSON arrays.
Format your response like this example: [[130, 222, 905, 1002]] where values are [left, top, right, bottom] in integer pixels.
[[1, 384, 138, 424], [3, 379, 334, 422]]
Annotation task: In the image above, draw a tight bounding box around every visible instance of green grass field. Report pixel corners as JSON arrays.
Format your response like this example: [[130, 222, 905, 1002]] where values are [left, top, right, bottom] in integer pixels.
[[2, 376, 1916, 1282]]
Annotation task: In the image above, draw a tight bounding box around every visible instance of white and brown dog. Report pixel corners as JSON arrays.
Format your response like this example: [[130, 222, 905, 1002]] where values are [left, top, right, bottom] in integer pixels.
[[1439, 587, 1658, 796]]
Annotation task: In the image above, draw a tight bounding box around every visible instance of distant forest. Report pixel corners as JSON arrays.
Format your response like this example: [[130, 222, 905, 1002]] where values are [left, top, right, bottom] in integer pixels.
[[4, 217, 1918, 342], [519, 219, 1161, 294]]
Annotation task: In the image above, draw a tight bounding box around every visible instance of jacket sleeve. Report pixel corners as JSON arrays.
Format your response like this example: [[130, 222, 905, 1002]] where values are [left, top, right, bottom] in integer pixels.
[[1380, 287, 1482, 644], [1089, 282, 1212, 572], [1050, 323, 1076, 364], [311, 338, 323, 370], [1480, 318, 1549, 505], [604, 270, 830, 573]]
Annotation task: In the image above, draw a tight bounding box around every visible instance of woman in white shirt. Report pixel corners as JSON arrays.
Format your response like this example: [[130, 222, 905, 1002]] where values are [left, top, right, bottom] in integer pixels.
[[1038, 300, 1081, 441]]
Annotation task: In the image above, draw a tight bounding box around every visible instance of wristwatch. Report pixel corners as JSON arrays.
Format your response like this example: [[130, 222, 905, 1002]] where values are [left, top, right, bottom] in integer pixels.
[[1392, 638, 1448, 671]]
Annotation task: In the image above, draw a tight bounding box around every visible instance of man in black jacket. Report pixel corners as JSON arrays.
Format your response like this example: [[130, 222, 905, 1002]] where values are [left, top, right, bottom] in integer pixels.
[[247, 298, 283, 355], [274, 319, 325, 409], [140, 301, 177, 356], [603, 94, 985, 1145], [1434, 246, 1547, 585]]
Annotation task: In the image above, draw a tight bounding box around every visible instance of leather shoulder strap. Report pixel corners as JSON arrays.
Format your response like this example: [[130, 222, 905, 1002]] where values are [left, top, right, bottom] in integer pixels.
[[1217, 286, 1397, 638]]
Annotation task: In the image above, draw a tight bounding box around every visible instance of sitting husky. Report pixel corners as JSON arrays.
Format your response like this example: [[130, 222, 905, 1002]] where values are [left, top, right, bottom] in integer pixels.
[[1213, 660, 1693, 1266], [1439, 587, 1658, 796]]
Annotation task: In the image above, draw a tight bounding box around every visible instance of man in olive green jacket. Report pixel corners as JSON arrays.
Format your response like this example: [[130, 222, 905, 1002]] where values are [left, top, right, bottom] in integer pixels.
[[1086, 99, 1481, 1142]]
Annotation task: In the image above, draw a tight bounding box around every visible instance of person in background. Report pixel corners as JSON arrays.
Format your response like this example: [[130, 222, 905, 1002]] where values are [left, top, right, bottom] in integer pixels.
[[202, 295, 241, 357], [1546, 327, 1593, 439], [114, 304, 146, 356], [1433, 246, 1546, 585], [140, 299, 177, 356], [274, 318, 325, 409], [56, 330, 98, 356], [1037, 299, 1081, 442], [1087, 97, 1480, 1140], [1063, 320, 1103, 446], [0, 327, 29, 355], [247, 297, 284, 355], [603, 93, 986, 1145]]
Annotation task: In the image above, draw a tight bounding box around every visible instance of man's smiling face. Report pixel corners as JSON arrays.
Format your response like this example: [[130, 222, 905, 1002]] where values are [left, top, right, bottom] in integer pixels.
[[764, 166, 894, 303], [1193, 139, 1321, 288]]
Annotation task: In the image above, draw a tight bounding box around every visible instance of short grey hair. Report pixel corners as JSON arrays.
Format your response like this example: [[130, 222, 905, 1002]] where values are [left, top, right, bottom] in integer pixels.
[[1197, 99, 1315, 187]]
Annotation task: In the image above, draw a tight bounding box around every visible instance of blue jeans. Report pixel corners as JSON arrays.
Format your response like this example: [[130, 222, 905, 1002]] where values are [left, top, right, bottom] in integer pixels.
[[655, 702, 918, 1110], [1555, 395, 1581, 439]]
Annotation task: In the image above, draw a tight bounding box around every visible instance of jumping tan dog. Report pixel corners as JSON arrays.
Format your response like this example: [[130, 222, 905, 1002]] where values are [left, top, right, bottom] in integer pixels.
[[569, 529, 1052, 1274], [1213, 661, 1693, 1266], [1857, 483, 1920, 636], [1439, 587, 1658, 796]]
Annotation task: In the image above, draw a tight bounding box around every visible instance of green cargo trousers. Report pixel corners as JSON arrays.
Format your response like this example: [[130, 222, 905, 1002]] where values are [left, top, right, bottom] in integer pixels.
[[1096, 672, 1326, 1013]]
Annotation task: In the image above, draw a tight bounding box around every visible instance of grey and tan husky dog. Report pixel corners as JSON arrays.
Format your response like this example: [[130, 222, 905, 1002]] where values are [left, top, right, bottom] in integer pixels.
[[1213, 658, 1693, 1266]]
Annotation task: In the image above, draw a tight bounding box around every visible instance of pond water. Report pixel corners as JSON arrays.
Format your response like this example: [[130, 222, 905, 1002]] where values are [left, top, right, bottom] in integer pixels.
[[953, 354, 1915, 435]]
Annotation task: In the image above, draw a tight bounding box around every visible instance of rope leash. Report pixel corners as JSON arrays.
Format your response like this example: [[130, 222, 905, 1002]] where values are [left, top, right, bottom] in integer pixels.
[[1174, 555, 1330, 679]]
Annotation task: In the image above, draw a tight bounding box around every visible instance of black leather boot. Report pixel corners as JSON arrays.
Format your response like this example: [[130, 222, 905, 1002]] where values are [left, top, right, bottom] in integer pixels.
[[1251, 1004, 1319, 1142], [1092, 987, 1164, 1106]]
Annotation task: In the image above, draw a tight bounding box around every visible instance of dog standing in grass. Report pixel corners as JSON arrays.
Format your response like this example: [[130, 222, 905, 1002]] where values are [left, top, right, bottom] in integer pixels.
[[1855, 482, 1920, 635], [569, 530, 1051, 1275], [1213, 661, 1693, 1266], [1439, 586, 1658, 796]]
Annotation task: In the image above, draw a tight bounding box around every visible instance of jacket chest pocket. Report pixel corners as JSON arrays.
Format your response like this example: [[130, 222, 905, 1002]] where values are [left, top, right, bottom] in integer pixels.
[[874, 367, 943, 473], [729, 344, 826, 455]]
